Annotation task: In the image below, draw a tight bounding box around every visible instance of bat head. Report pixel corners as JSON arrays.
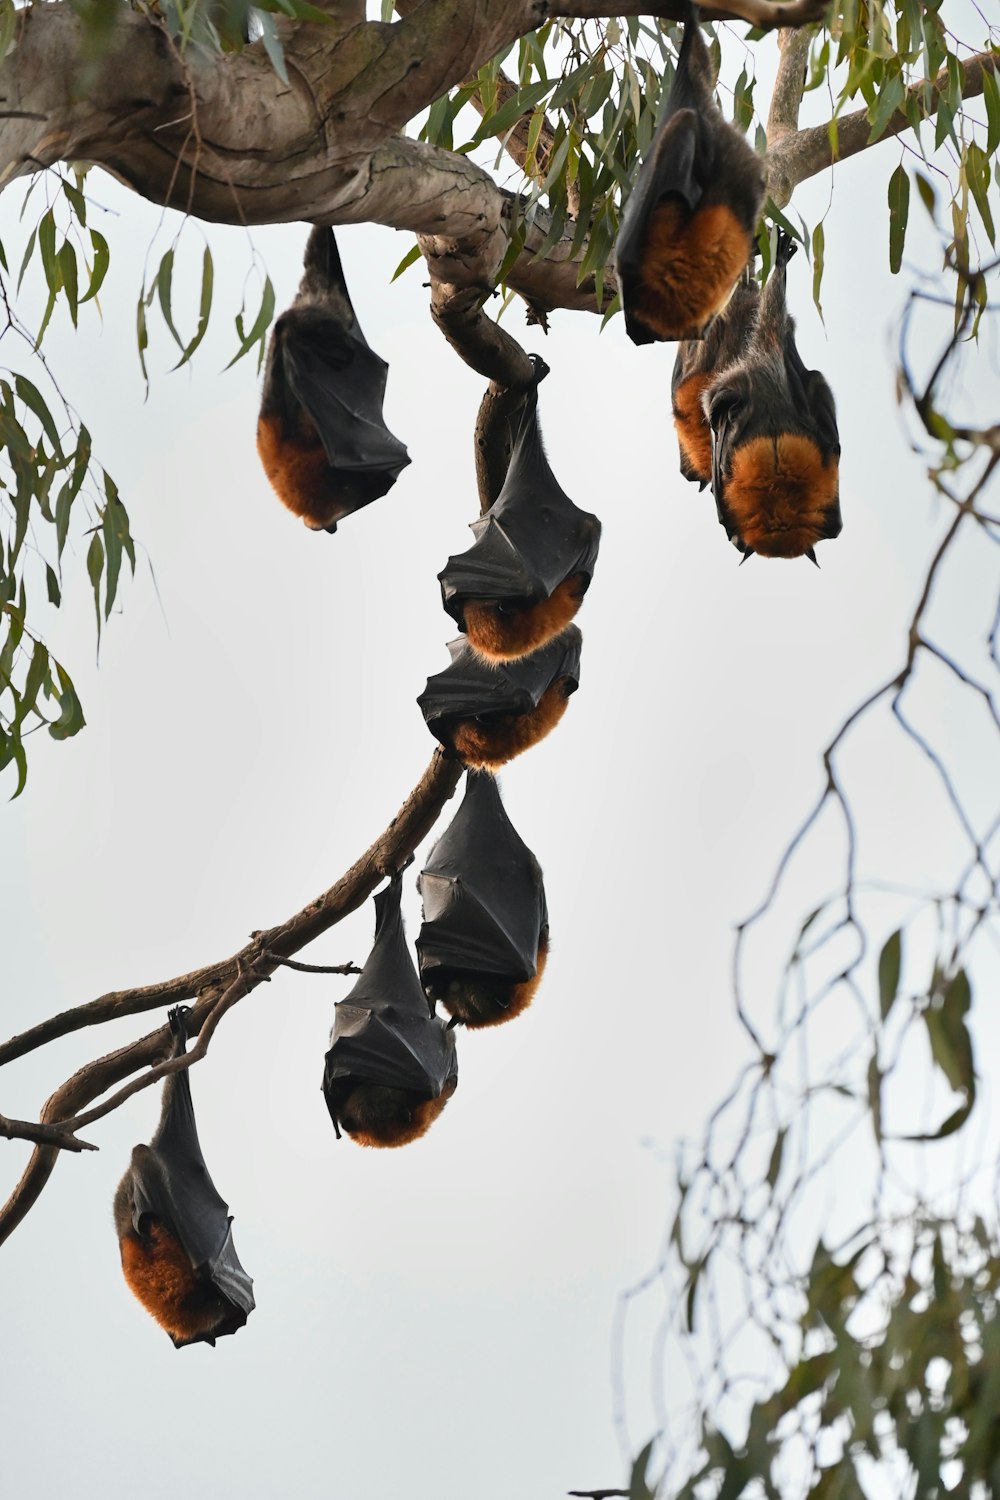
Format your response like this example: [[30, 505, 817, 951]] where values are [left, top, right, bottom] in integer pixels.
[[424, 932, 550, 1029], [449, 676, 573, 770], [462, 574, 589, 663], [333, 1078, 458, 1148]]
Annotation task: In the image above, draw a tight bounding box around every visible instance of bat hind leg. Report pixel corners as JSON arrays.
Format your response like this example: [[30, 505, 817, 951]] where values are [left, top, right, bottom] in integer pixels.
[[631, 200, 754, 341], [337, 1079, 457, 1148], [426, 934, 549, 1028], [449, 677, 573, 770], [463, 575, 589, 662]]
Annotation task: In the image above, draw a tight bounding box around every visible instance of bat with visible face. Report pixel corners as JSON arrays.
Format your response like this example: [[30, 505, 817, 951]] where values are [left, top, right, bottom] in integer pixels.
[[671, 274, 760, 488], [704, 233, 842, 560], [323, 877, 458, 1148], [257, 226, 410, 533], [113, 1007, 255, 1348], [417, 771, 549, 1029], [439, 359, 600, 662], [417, 625, 582, 771], [615, 2, 765, 345]]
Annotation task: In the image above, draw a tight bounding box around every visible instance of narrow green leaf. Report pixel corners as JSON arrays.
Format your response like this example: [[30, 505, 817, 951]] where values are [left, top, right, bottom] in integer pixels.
[[16, 227, 35, 293], [173, 247, 213, 369], [983, 63, 1000, 156], [45, 563, 61, 606], [15, 374, 62, 455], [0, 0, 18, 65], [86, 531, 104, 641], [765, 1128, 786, 1188], [37, 209, 60, 299], [868, 70, 905, 142], [58, 241, 79, 326], [48, 664, 85, 740], [226, 275, 275, 370], [390, 242, 422, 283], [887, 164, 909, 274], [156, 248, 184, 350], [811, 220, 825, 320], [60, 176, 87, 227], [471, 78, 553, 146], [877, 929, 902, 1021], [80, 228, 110, 304]]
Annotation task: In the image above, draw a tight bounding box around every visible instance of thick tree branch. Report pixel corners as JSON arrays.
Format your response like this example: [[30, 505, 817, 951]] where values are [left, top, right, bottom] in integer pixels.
[[766, 26, 812, 145], [766, 50, 997, 206], [0, 749, 462, 1246]]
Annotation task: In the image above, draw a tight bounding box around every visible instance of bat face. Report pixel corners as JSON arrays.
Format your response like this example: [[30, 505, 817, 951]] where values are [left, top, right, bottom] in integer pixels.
[[440, 372, 601, 661], [257, 228, 410, 532], [416, 771, 549, 1026], [418, 628, 582, 771], [323, 880, 459, 1148], [113, 1008, 254, 1348], [614, 17, 765, 346]]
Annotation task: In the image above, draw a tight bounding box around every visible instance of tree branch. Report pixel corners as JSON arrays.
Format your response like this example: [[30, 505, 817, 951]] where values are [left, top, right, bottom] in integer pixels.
[[766, 50, 997, 206], [0, 748, 462, 1246], [766, 26, 812, 145], [0, 1114, 96, 1153]]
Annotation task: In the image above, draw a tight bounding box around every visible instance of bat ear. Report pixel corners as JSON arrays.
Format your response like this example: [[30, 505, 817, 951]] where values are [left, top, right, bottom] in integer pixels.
[[738, 549, 753, 566], [805, 547, 820, 567]]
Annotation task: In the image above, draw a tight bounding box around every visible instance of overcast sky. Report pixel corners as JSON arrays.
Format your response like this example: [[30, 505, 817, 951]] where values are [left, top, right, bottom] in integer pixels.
[[2, 17, 999, 1499]]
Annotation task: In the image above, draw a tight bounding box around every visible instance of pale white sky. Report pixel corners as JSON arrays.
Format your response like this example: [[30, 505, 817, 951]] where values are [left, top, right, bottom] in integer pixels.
[[1, 23, 999, 1499]]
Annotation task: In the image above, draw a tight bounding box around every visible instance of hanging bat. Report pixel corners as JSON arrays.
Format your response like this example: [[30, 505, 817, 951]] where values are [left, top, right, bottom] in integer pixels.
[[323, 877, 458, 1148], [704, 232, 842, 560], [256, 225, 410, 533], [439, 360, 601, 662], [671, 273, 760, 488], [417, 625, 582, 771], [113, 1007, 255, 1348], [416, 771, 549, 1029], [615, 2, 766, 345]]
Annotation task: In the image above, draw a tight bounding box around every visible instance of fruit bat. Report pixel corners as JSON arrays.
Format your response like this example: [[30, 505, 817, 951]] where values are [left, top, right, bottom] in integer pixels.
[[671, 273, 760, 488], [416, 771, 549, 1029], [704, 233, 842, 560], [256, 225, 410, 533], [323, 877, 458, 1148], [438, 361, 601, 662], [614, 2, 766, 344], [113, 1007, 255, 1348], [417, 625, 582, 771]]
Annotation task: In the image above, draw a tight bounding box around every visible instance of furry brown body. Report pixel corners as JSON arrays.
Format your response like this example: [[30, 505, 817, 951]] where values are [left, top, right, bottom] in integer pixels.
[[703, 233, 842, 559], [463, 575, 587, 662], [425, 932, 550, 1029], [615, 5, 765, 346], [449, 678, 571, 770], [256, 410, 377, 531], [117, 1216, 233, 1344], [672, 277, 760, 486], [336, 1078, 457, 1148], [627, 199, 753, 343]]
